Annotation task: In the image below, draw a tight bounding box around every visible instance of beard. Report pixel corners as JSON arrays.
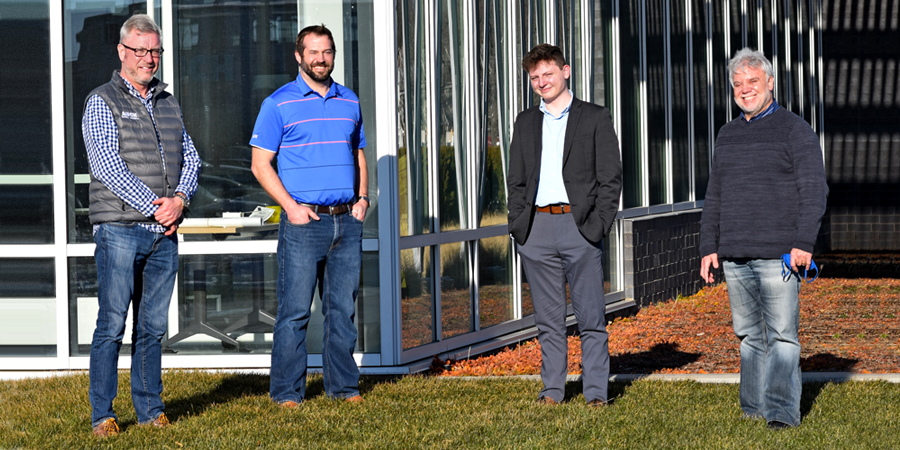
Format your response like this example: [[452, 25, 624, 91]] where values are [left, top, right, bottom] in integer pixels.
[[301, 59, 334, 82]]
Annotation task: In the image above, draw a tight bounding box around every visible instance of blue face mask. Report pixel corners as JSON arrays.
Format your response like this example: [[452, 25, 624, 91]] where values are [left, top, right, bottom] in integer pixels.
[[781, 253, 820, 283]]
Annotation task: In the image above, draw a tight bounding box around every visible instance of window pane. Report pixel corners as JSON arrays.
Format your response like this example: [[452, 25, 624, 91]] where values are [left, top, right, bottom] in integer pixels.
[[478, 236, 513, 329], [64, 0, 146, 243], [0, 259, 54, 298], [693, 0, 711, 200], [401, 246, 434, 349], [172, 1, 378, 239], [712, 0, 730, 135], [0, 185, 54, 244], [671, 0, 691, 203], [647, 0, 668, 205], [0, 259, 56, 356], [620, 0, 643, 208], [397, 0, 432, 236], [164, 254, 277, 354], [0, 0, 51, 175], [605, 223, 619, 292], [521, 260, 534, 317], [480, 0, 507, 228], [439, 0, 468, 232], [440, 242, 472, 339]]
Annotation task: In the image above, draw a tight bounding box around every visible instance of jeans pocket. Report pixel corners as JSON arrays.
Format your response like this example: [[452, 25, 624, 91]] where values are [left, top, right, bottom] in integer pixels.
[[285, 219, 313, 228]]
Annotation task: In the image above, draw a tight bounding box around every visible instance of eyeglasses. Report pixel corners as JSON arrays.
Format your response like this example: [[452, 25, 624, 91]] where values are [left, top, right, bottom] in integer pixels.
[[781, 253, 820, 283], [121, 43, 164, 58]]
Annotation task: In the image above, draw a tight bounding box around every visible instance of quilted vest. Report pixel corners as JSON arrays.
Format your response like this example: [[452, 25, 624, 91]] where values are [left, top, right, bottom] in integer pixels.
[[86, 72, 184, 224]]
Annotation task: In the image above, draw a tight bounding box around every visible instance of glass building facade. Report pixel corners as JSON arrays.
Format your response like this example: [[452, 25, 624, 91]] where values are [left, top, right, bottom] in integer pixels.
[[1, 0, 825, 371]]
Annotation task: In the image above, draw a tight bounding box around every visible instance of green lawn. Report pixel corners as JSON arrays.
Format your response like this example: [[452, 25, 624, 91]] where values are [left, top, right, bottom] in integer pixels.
[[1, 371, 898, 449]]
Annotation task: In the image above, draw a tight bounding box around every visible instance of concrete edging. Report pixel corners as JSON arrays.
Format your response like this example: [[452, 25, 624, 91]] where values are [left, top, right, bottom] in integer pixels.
[[444, 373, 900, 383]]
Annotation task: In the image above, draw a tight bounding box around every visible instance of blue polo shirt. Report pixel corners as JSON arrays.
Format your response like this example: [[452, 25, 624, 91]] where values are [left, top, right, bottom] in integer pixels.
[[250, 74, 366, 206]]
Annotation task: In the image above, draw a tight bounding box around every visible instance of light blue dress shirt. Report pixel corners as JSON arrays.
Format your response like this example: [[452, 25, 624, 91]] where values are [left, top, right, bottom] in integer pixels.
[[534, 90, 574, 207]]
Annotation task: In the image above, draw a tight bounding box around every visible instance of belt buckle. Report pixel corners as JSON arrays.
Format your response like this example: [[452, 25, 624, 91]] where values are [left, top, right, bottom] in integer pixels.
[[328, 205, 335, 215]]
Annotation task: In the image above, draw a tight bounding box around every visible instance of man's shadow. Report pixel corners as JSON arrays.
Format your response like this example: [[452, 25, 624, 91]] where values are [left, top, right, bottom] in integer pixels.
[[564, 342, 701, 403]]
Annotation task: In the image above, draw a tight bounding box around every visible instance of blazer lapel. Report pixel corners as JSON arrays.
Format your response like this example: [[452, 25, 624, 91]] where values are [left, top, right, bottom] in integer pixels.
[[531, 107, 544, 178], [562, 98, 582, 167]]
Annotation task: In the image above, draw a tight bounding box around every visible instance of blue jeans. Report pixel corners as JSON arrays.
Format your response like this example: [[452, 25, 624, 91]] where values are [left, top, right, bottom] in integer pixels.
[[270, 213, 362, 403], [89, 223, 178, 426], [723, 258, 802, 426]]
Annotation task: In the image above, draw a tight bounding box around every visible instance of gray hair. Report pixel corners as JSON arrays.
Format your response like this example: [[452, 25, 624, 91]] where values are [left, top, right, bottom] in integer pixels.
[[727, 48, 774, 87], [120, 14, 161, 43]]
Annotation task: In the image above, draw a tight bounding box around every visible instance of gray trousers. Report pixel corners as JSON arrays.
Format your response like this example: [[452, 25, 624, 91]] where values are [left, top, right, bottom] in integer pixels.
[[516, 211, 609, 403]]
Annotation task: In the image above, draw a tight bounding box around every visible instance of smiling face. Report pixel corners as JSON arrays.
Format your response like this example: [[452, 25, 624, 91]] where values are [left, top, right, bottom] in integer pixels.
[[528, 60, 570, 106], [118, 30, 161, 94], [296, 33, 335, 84], [732, 65, 774, 119]]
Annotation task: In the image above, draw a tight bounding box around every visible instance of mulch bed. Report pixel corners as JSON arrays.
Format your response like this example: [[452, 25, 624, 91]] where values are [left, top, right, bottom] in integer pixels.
[[439, 278, 900, 376]]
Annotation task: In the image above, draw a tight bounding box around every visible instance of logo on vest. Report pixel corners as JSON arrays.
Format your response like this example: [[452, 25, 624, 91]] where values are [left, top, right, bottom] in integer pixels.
[[122, 111, 140, 120]]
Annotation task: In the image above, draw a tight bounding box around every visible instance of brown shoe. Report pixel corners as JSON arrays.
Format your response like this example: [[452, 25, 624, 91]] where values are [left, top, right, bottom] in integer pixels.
[[92, 418, 119, 438], [536, 396, 559, 405], [344, 395, 364, 403], [278, 400, 301, 408], [587, 399, 607, 407], [142, 413, 171, 428]]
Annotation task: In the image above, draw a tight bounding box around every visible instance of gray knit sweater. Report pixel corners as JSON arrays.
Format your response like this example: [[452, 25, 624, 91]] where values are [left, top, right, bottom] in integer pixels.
[[699, 107, 828, 259]]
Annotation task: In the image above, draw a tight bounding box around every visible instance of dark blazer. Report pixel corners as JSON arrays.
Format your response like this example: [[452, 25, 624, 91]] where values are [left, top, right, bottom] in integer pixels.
[[507, 97, 623, 245]]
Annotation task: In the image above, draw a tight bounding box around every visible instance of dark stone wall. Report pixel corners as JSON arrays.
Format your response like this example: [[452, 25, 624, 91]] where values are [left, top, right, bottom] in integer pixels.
[[820, 0, 900, 252], [623, 210, 721, 307]]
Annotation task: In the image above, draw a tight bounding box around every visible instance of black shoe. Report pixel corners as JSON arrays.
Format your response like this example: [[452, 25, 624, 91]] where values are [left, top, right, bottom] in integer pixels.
[[767, 420, 792, 430]]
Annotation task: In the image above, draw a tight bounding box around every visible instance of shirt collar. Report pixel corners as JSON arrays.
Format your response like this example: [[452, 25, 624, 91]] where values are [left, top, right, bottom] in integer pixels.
[[117, 72, 156, 100], [539, 90, 574, 119], [741, 99, 779, 123], [295, 73, 338, 99]]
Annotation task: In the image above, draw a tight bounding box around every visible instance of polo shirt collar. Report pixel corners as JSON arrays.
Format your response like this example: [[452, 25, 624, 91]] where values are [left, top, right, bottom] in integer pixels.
[[295, 73, 339, 99]]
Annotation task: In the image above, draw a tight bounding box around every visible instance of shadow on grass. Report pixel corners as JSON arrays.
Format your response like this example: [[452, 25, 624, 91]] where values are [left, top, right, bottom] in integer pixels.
[[800, 382, 828, 420], [564, 379, 633, 405], [163, 373, 270, 423], [162, 373, 405, 423], [610, 342, 701, 374]]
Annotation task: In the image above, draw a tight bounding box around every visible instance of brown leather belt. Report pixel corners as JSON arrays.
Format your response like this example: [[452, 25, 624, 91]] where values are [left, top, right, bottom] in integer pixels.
[[299, 203, 352, 215], [535, 204, 571, 214]]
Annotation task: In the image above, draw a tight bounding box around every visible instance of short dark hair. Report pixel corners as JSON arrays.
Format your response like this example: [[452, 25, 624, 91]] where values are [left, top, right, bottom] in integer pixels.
[[522, 44, 566, 72], [296, 24, 336, 55]]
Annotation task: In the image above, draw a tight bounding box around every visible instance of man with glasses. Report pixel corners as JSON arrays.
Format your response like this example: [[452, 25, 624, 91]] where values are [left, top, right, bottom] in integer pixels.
[[250, 24, 368, 407], [507, 44, 622, 406], [82, 14, 200, 437], [700, 48, 827, 429]]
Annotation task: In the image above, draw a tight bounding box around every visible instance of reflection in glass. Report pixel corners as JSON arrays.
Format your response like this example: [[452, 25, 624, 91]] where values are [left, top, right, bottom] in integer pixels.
[[693, 0, 711, 200], [0, 258, 54, 298], [1, 0, 51, 176], [521, 262, 534, 317], [729, 0, 744, 57], [593, 0, 612, 108], [401, 246, 434, 349], [671, 0, 691, 203], [170, 1, 378, 239], [64, 0, 146, 243], [478, 236, 513, 329], [620, 0, 643, 208], [69, 257, 121, 356], [605, 223, 618, 293], [712, 0, 730, 135], [398, 0, 432, 236], [440, 242, 471, 338], [0, 185, 54, 244], [439, 0, 467, 232], [479, 0, 508, 228], [646, 0, 668, 206]]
